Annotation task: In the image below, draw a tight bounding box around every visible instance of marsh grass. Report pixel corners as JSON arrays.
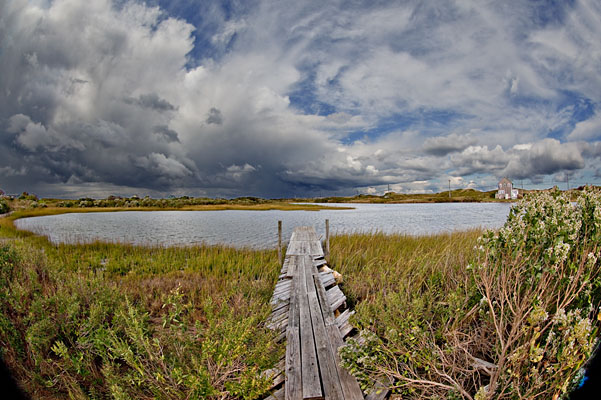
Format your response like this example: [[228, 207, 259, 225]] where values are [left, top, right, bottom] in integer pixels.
[[0, 217, 284, 399], [328, 230, 481, 306]]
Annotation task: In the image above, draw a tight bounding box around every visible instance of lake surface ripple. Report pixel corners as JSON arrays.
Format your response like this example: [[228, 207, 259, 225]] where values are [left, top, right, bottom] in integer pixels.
[[15, 203, 512, 249]]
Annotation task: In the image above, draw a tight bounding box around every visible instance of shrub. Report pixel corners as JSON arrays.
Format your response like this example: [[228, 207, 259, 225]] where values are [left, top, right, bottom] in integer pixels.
[[340, 188, 601, 399], [0, 199, 9, 214]]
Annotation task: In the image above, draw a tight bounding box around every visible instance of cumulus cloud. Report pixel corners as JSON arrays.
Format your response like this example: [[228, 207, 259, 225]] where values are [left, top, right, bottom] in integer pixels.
[[134, 153, 192, 179], [423, 133, 477, 156], [502, 139, 585, 179], [568, 112, 601, 141]]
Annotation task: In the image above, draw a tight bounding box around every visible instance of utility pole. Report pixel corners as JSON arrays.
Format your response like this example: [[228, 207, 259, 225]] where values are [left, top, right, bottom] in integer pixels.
[[567, 173, 570, 191], [448, 179, 451, 198]]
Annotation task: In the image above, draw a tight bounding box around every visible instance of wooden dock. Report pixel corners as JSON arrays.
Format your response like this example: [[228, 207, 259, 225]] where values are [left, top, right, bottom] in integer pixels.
[[265, 226, 388, 400]]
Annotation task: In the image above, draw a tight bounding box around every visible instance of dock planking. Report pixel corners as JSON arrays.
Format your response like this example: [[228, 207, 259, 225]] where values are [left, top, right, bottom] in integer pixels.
[[275, 226, 363, 400], [266, 226, 389, 400]]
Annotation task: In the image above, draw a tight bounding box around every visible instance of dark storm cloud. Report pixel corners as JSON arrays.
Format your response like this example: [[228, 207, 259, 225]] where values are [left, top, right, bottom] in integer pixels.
[[125, 93, 177, 112], [153, 125, 180, 143], [206, 108, 224, 125]]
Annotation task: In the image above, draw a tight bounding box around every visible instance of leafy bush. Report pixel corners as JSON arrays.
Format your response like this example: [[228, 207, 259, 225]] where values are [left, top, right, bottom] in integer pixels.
[[339, 188, 601, 399], [0, 199, 9, 214]]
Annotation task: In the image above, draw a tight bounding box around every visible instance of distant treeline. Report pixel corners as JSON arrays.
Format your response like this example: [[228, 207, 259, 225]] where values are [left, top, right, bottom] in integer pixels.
[[56, 195, 272, 208]]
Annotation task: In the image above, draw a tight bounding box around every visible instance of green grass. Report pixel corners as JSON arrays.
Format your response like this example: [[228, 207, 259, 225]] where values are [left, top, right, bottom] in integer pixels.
[[329, 230, 481, 308], [0, 218, 284, 399]]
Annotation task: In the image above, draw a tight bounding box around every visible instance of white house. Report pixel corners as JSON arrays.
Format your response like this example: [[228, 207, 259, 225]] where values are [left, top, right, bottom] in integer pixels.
[[496, 178, 518, 200]]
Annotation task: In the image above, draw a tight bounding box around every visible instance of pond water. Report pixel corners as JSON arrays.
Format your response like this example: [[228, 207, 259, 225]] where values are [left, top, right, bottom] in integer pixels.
[[14, 202, 513, 249]]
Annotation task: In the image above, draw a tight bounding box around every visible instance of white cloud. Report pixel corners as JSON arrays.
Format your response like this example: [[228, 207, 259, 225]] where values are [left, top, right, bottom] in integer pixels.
[[134, 153, 192, 178], [568, 112, 601, 141]]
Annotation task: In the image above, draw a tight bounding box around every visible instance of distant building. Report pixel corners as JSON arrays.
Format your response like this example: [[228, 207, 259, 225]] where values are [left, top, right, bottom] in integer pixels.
[[496, 177, 519, 200]]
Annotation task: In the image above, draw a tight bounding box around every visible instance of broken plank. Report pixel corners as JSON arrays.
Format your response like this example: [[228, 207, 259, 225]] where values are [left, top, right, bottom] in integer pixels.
[[319, 271, 335, 288], [327, 285, 347, 311]]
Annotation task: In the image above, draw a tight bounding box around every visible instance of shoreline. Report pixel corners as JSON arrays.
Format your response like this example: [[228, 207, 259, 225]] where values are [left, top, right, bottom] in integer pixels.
[[5, 203, 354, 221]]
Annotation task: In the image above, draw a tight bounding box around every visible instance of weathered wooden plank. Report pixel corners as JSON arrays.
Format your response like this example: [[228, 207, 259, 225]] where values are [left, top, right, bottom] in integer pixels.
[[272, 285, 292, 298], [262, 358, 286, 390], [271, 292, 291, 304], [313, 275, 363, 400], [313, 258, 328, 268], [364, 381, 390, 400], [309, 241, 324, 257], [286, 241, 303, 255], [303, 256, 317, 294], [307, 290, 345, 400], [269, 304, 290, 322], [298, 256, 322, 400], [265, 386, 286, 400], [319, 271, 336, 288], [272, 289, 291, 300], [275, 278, 292, 286], [271, 298, 290, 312], [285, 271, 302, 400], [335, 309, 353, 329], [287, 241, 323, 256], [275, 279, 292, 289], [327, 285, 346, 311], [324, 323, 364, 400], [335, 308, 355, 339], [286, 255, 299, 278], [268, 316, 289, 332], [312, 273, 334, 316]]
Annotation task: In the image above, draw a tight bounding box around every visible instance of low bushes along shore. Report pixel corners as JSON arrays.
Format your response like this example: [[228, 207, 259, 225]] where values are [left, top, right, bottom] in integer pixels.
[[336, 188, 601, 399]]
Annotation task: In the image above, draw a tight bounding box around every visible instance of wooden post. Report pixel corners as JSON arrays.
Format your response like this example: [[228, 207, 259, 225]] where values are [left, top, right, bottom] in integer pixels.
[[325, 219, 330, 260], [277, 220, 282, 263]]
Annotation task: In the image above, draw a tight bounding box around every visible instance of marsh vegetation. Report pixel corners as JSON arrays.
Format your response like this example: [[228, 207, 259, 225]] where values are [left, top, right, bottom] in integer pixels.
[[336, 189, 601, 399], [0, 218, 283, 399], [1, 188, 599, 399]]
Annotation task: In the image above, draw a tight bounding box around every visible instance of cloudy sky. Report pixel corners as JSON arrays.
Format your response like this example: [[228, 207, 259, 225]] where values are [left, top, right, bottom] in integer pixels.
[[1, 0, 601, 198]]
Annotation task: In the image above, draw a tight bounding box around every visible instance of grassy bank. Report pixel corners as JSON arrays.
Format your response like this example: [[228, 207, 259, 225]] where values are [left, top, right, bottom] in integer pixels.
[[4, 203, 351, 221], [307, 188, 500, 203], [2, 193, 352, 215], [0, 217, 283, 399], [334, 188, 601, 399]]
